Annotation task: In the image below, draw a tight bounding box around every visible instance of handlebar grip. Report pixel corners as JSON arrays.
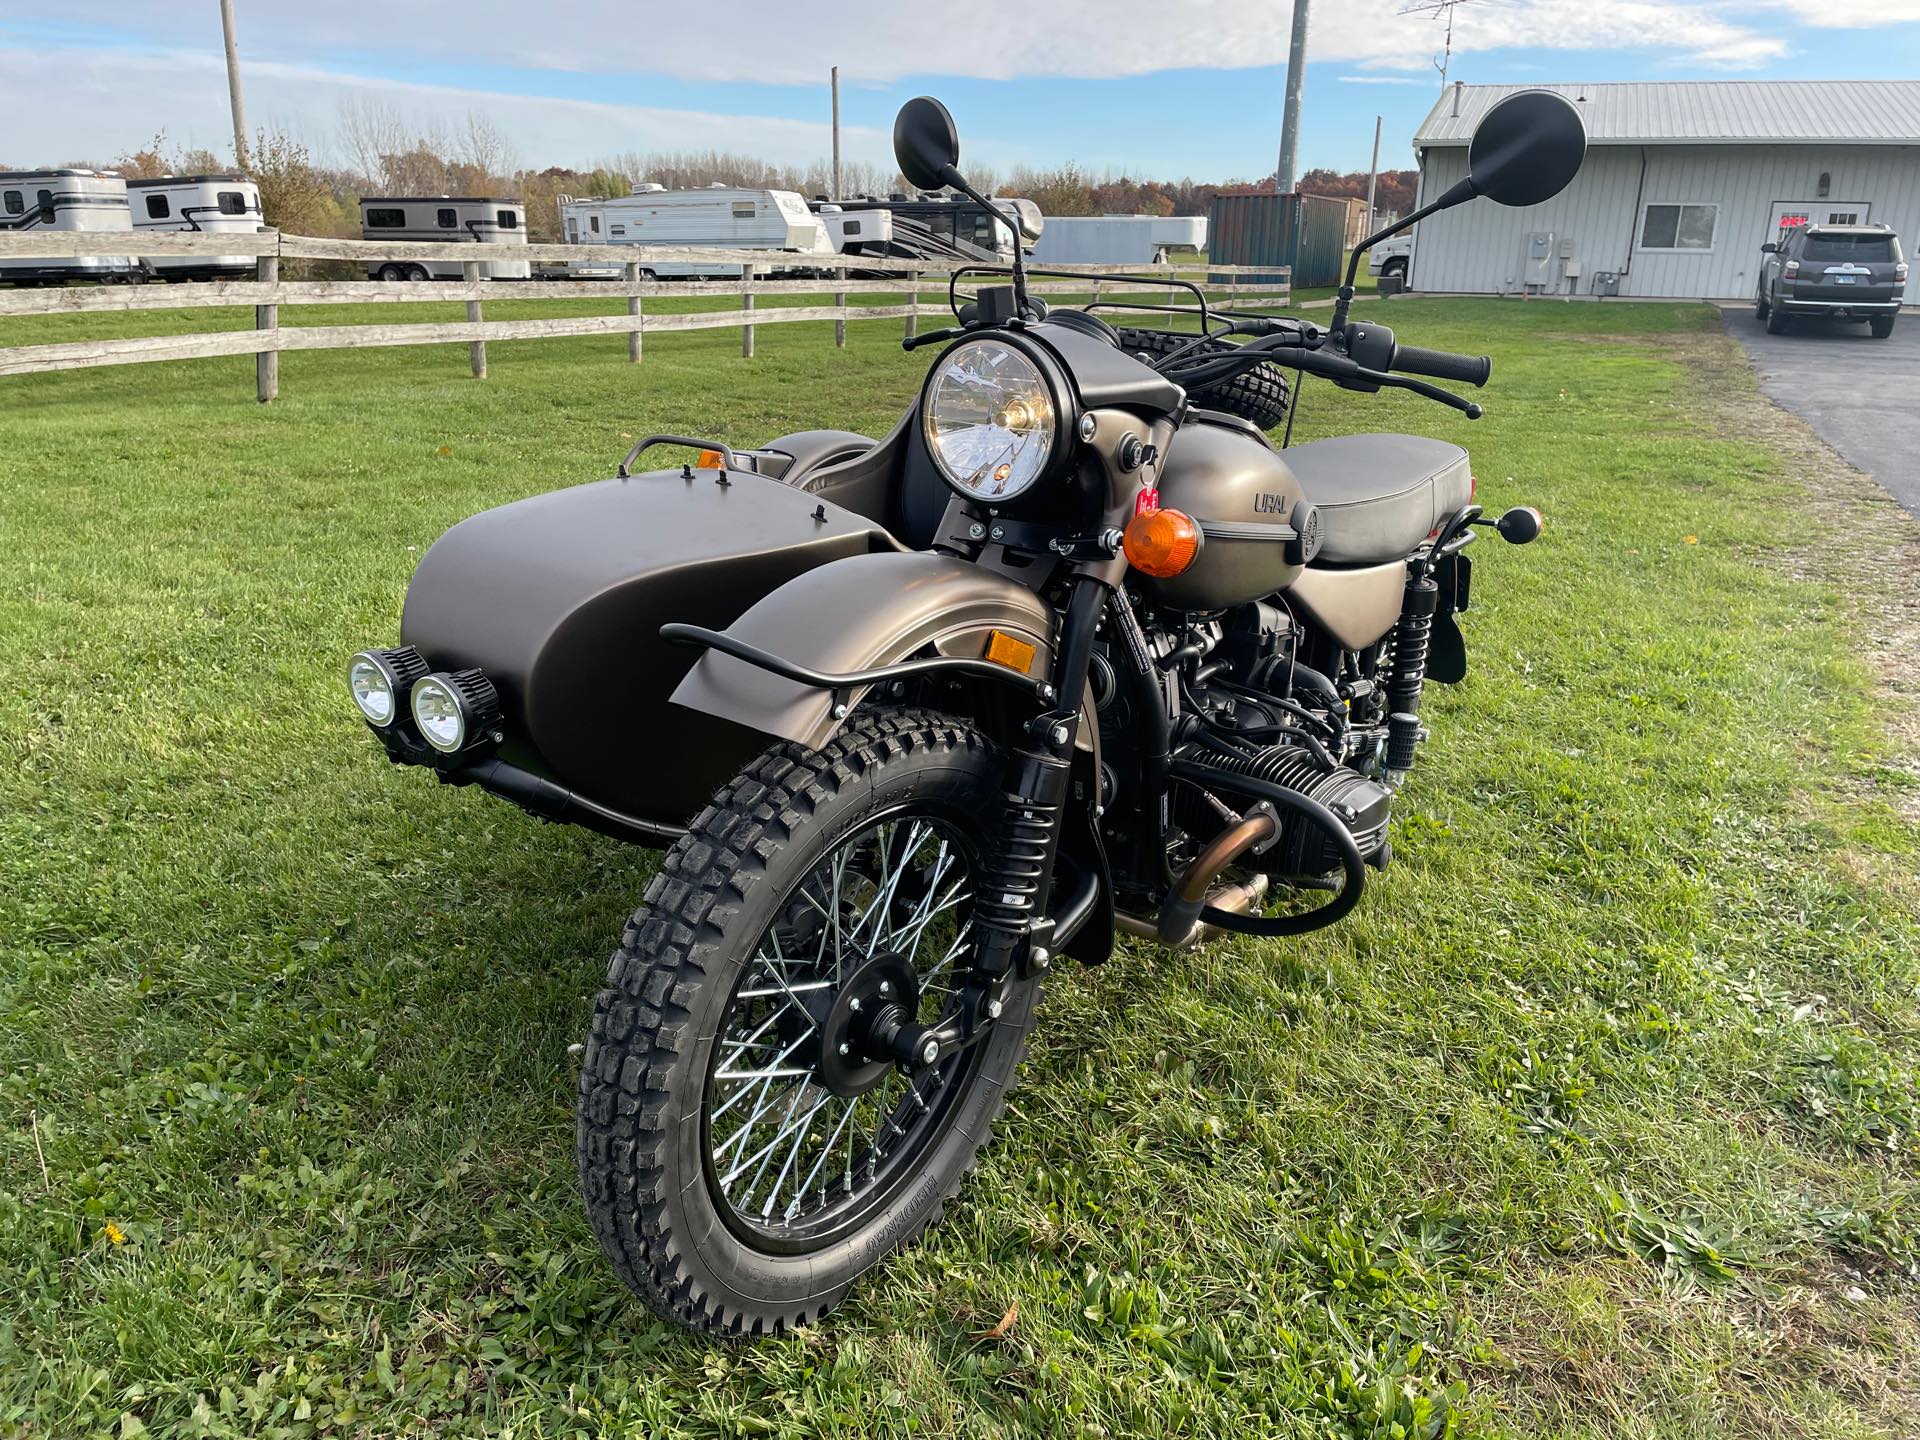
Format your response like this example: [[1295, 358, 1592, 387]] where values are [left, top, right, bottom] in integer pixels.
[[1392, 344, 1491, 388]]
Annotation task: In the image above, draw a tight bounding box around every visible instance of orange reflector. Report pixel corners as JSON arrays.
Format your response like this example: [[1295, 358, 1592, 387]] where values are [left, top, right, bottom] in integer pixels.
[[985, 629, 1037, 674], [1123, 507, 1201, 578], [696, 449, 727, 469]]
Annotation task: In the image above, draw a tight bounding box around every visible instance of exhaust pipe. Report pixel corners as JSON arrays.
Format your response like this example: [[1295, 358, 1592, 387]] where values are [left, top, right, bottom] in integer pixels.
[[1153, 810, 1281, 945], [1116, 873, 1269, 949]]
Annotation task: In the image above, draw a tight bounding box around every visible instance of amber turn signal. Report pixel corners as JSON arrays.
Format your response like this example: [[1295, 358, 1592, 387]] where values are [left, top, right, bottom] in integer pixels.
[[695, 449, 727, 469], [1122, 507, 1201, 578]]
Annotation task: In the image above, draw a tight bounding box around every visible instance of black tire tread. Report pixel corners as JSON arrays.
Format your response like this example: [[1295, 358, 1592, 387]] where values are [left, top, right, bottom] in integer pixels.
[[1113, 325, 1293, 430], [576, 708, 1030, 1338]]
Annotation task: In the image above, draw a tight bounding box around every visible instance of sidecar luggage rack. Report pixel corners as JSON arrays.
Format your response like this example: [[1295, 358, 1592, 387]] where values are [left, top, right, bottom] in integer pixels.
[[661, 623, 1056, 707], [617, 434, 748, 479]]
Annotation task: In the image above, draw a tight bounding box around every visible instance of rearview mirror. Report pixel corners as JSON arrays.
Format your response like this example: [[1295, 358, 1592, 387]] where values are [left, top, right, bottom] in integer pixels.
[[1467, 90, 1587, 208], [1760, 241, 1779, 253], [894, 97, 960, 192]]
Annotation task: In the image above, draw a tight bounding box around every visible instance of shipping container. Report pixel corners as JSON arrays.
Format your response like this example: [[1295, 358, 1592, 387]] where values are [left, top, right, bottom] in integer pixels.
[[1206, 191, 1348, 288]]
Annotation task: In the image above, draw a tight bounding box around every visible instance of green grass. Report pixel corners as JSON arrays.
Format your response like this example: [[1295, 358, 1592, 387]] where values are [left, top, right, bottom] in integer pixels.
[[2, 295, 1917, 1439]]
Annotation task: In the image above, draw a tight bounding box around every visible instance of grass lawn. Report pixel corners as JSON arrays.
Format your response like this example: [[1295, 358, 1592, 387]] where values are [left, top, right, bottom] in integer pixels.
[[2, 293, 1917, 1439]]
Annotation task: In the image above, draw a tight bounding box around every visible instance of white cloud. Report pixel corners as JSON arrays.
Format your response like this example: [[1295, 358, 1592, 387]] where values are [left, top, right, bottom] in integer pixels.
[[0, 47, 917, 172], [0, 0, 1856, 84]]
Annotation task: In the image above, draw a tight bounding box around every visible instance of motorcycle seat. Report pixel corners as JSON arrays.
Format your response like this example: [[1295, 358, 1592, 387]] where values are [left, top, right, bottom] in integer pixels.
[[1282, 433, 1472, 565]]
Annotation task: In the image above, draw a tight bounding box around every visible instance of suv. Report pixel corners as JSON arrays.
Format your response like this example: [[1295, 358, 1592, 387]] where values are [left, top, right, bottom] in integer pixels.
[[1757, 223, 1907, 338]]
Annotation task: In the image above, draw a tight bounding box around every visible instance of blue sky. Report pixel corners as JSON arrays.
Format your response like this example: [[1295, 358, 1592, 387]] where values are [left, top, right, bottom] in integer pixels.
[[2, 2, 1918, 179]]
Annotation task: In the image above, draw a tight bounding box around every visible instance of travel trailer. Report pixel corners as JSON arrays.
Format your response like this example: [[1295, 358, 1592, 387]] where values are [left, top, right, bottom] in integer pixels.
[[556, 185, 837, 279], [815, 203, 895, 257], [127, 174, 263, 280], [0, 169, 138, 284], [357, 197, 530, 280]]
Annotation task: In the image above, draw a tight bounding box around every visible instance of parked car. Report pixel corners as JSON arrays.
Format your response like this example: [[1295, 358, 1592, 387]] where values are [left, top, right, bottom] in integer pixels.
[[1756, 223, 1906, 338]]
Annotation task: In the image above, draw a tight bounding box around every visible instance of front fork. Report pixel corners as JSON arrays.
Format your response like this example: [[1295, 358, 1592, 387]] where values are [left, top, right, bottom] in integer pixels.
[[884, 575, 1108, 1074]]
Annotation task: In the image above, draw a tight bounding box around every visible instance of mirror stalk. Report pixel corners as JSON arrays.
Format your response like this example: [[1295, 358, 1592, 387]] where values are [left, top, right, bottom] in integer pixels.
[[939, 165, 1031, 318], [1331, 177, 1475, 336]]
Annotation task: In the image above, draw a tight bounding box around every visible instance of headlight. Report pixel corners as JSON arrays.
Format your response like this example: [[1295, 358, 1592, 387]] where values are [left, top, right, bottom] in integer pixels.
[[922, 337, 1061, 502], [409, 669, 503, 755], [348, 646, 427, 728]]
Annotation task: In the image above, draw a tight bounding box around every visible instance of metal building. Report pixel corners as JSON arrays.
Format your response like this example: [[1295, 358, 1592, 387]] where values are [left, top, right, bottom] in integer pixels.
[[1208, 191, 1349, 288], [1407, 80, 1920, 300]]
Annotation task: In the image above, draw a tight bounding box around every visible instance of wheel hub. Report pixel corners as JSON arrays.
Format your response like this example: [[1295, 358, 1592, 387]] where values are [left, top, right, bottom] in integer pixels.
[[812, 951, 921, 1097]]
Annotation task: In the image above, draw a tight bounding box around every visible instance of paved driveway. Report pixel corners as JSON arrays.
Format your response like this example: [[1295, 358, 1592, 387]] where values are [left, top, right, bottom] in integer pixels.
[[1722, 304, 1920, 517]]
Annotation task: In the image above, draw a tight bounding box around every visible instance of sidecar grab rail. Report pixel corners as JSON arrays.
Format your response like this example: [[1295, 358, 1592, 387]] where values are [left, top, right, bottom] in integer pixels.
[[660, 623, 1057, 705], [617, 434, 748, 479]]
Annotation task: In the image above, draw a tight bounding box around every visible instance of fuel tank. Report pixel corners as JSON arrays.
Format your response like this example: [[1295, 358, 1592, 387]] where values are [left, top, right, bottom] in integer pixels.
[[1140, 416, 1317, 611], [399, 469, 897, 825]]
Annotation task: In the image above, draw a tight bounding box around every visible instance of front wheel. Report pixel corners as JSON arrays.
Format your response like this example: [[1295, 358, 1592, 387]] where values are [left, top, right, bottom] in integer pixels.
[[577, 709, 1036, 1336]]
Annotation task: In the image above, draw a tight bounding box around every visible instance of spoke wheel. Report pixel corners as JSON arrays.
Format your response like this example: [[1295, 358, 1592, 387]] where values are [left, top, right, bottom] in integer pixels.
[[577, 709, 1038, 1337], [702, 812, 979, 1250]]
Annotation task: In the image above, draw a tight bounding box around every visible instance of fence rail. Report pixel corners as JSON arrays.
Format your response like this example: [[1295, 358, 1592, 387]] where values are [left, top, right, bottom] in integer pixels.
[[0, 230, 1292, 401]]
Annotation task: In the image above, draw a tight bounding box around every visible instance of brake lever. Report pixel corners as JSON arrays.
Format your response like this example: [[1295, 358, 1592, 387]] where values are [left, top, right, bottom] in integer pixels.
[[1367, 369, 1483, 419]]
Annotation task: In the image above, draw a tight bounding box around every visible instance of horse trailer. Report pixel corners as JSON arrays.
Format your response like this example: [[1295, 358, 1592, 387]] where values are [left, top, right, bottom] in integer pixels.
[[127, 174, 263, 280], [0, 169, 138, 284], [358, 197, 530, 280]]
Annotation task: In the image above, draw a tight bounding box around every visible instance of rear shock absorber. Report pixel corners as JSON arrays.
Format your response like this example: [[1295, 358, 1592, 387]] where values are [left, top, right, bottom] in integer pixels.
[[1384, 575, 1438, 780]]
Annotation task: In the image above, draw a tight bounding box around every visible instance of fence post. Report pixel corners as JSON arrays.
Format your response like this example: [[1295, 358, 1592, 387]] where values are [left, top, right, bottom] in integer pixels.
[[905, 270, 919, 340], [254, 252, 279, 403], [625, 260, 643, 363], [462, 260, 487, 379], [834, 266, 846, 349], [741, 265, 756, 359]]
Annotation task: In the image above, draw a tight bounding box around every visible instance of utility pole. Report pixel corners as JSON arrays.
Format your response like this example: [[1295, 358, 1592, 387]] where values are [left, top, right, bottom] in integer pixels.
[[1364, 114, 1382, 228], [830, 66, 842, 201], [1274, 0, 1310, 193], [219, 0, 250, 170]]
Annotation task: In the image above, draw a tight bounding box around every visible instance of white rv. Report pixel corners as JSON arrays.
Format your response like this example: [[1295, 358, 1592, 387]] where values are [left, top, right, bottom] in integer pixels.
[[557, 185, 836, 279], [815, 203, 895, 257], [127, 174, 263, 280], [358, 197, 530, 280], [0, 169, 137, 284]]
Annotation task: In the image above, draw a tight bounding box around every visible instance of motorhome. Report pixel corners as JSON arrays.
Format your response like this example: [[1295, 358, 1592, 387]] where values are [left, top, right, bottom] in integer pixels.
[[816, 194, 1042, 265], [0, 169, 137, 284], [1027, 215, 1206, 267], [357, 197, 530, 280], [557, 185, 837, 279], [127, 174, 263, 280], [815, 203, 895, 257]]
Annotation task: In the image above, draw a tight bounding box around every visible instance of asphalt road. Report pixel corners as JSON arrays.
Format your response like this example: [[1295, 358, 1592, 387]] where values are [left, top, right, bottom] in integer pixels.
[[1722, 303, 1920, 517]]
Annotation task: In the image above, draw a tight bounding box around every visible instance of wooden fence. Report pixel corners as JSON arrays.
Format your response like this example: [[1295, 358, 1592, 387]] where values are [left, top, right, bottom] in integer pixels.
[[0, 230, 1291, 402]]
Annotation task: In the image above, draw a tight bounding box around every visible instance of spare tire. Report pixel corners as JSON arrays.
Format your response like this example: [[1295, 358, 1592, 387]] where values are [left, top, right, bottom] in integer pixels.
[[1113, 326, 1293, 431]]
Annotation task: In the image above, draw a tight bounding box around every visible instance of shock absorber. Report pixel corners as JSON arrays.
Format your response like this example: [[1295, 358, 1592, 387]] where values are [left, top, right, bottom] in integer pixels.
[[1384, 574, 1438, 779]]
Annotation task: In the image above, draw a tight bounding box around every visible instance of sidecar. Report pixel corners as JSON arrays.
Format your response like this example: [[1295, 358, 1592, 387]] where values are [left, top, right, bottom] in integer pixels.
[[346, 426, 1073, 843]]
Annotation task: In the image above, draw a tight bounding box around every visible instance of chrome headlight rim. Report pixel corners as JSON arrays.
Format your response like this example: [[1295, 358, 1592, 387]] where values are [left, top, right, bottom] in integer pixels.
[[348, 646, 428, 729], [919, 333, 1071, 505]]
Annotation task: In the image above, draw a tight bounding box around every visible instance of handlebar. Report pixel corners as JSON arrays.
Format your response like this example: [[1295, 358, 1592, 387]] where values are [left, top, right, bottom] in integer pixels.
[[1390, 343, 1491, 388]]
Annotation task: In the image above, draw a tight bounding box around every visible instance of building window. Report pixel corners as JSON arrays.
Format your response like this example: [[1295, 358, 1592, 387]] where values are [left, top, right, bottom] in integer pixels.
[[732, 201, 756, 218], [496, 209, 518, 229], [842, 219, 861, 235], [217, 191, 246, 215], [1817, 172, 1831, 199], [365, 207, 406, 228], [2, 190, 20, 215], [1639, 203, 1717, 251], [437, 207, 457, 228], [589, 215, 600, 234], [145, 194, 170, 219], [609, 224, 626, 237]]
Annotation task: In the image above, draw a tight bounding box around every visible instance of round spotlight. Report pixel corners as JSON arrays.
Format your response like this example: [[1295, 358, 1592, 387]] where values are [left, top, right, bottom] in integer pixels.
[[347, 646, 427, 728], [409, 669, 503, 756]]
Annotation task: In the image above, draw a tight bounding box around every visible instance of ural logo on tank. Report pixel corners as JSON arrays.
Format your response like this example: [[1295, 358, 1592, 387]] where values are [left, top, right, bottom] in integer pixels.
[[1253, 492, 1292, 516]]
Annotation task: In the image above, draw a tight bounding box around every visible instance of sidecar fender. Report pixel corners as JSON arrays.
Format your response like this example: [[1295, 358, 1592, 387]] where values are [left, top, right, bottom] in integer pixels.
[[670, 550, 1094, 758]]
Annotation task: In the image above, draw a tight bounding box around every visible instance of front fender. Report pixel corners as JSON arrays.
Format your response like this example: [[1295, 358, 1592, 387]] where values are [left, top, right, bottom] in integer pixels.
[[670, 550, 1094, 758]]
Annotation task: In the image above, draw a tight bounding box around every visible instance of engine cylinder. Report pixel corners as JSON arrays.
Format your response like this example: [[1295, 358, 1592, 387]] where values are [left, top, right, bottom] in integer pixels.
[[1197, 743, 1391, 872]]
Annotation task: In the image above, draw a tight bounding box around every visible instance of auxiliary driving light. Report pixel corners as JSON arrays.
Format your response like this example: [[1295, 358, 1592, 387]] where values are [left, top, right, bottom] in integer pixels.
[[348, 646, 428, 727], [409, 669, 503, 755]]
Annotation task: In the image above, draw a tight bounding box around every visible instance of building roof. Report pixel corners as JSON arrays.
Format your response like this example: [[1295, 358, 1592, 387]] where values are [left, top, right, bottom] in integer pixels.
[[1414, 80, 1920, 148]]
